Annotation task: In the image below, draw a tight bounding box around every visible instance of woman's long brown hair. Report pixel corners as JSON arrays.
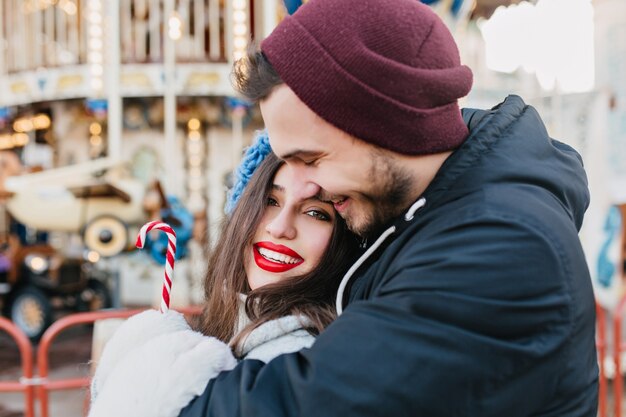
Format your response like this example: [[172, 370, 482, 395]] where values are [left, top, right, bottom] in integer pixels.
[[196, 152, 359, 354]]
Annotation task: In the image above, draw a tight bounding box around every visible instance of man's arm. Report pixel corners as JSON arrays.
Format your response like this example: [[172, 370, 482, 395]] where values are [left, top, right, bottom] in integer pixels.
[[180, 214, 597, 417]]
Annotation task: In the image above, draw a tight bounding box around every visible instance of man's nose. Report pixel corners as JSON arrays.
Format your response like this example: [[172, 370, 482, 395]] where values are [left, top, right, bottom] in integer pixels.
[[287, 165, 321, 201], [265, 209, 297, 240]]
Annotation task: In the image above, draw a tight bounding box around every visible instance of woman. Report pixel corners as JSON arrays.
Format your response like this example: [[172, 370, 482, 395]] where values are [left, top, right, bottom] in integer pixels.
[[196, 137, 358, 361], [88, 133, 359, 417]]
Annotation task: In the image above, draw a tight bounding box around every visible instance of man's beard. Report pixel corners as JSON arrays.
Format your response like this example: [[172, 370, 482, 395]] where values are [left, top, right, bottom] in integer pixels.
[[345, 150, 414, 238]]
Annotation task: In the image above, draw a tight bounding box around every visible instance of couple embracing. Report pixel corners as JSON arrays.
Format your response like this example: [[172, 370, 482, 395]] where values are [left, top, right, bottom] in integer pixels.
[[90, 1, 598, 416]]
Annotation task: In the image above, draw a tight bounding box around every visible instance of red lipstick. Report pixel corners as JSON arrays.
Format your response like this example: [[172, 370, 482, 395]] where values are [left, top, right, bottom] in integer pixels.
[[253, 241, 303, 273]]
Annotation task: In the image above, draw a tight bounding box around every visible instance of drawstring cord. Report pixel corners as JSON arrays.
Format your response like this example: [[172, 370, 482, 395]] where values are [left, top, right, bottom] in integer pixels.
[[404, 197, 426, 221], [335, 197, 426, 315], [335, 226, 396, 316]]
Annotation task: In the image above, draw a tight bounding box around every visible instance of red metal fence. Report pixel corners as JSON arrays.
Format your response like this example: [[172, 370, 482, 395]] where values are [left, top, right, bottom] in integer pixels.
[[36, 309, 143, 417], [0, 306, 202, 417], [0, 316, 35, 417], [610, 297, 626, 417]]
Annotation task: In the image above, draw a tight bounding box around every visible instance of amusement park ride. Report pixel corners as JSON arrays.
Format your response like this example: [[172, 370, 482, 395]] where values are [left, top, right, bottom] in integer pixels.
[[0, 158, 193, 341], [0, 0, 261, 340]]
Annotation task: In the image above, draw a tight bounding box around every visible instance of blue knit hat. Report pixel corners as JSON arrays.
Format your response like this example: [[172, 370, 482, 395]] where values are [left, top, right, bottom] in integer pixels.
[[225, 130, 272, 214]]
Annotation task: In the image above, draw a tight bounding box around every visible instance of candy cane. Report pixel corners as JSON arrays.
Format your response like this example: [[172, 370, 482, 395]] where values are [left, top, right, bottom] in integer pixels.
[[136, 220, 177, 313]]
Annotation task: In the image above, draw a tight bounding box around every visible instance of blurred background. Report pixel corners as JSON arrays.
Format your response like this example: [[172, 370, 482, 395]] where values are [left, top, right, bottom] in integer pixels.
[[0, 0, 623, 416]]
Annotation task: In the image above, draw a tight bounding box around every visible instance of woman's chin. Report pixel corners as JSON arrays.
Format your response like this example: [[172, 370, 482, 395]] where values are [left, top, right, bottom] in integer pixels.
[[247, 272, 284, 290]]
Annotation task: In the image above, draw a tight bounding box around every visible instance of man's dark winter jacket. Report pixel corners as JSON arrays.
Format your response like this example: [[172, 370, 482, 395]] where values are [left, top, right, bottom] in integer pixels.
[[180, 95, 598, 416]]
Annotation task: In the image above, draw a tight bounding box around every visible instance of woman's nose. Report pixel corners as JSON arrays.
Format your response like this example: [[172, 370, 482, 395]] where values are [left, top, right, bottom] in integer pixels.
[[265, 209, 297, 240]]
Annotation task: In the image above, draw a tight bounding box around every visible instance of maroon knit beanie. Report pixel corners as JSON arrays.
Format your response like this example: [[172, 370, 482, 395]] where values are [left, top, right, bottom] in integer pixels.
[[261, 0, 473, 155]]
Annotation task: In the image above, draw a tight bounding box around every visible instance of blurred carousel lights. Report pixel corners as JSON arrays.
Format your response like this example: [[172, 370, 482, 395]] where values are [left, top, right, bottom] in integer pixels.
[[0, 133, 29, 151], [187, 140, 203, 154], [168, 12, 183, 41], [87, 0, 104, 94], [89, 122, 104, 158], [58, 0, 78, 15], [23, 0, 77, 14], [188, 130, 201, 141], [232, 0, 249, 61], [186, 118, 206, 211], [13, 113, 51, 133]]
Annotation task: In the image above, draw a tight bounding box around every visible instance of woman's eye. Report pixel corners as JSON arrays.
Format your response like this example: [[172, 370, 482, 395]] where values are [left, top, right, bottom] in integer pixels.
[[267, 197, 279, 207], [305, 210, 330, 221]]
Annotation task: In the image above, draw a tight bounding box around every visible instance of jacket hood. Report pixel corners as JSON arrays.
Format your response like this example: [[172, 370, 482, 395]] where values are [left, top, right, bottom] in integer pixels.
[[336, 95, 590, 313], [423, 95, 589, 231]]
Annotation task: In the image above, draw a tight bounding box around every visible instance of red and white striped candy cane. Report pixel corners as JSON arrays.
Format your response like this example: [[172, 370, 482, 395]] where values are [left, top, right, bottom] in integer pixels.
[[136, 220, 177, 313]]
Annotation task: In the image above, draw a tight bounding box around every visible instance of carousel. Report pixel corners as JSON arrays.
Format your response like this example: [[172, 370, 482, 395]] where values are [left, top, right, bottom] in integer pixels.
[[0, 0, 276, 340]]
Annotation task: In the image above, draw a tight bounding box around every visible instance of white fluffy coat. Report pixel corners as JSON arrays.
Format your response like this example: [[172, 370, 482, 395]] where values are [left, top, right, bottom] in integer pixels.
[[89, 309, 315, 417]]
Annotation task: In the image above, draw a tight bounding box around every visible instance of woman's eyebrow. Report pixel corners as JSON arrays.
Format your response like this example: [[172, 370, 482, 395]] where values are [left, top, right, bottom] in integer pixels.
[[273, 185, 332, 206]]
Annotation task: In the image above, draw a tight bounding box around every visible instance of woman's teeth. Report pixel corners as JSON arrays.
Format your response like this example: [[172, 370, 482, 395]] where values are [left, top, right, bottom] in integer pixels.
[[258, 247, 302, 264]]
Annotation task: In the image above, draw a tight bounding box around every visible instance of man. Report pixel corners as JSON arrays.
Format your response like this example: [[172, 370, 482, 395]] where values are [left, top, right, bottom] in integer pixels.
[[182, 0, 597, 415], [91, 0, 597, 415]]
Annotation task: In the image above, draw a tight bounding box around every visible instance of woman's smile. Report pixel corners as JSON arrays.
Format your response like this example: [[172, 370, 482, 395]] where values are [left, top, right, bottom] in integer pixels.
[[253, 241, 304, 273]]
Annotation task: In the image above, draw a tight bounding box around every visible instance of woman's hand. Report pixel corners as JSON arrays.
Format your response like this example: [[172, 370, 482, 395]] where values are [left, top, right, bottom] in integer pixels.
[[89, 310, 237, 417]]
